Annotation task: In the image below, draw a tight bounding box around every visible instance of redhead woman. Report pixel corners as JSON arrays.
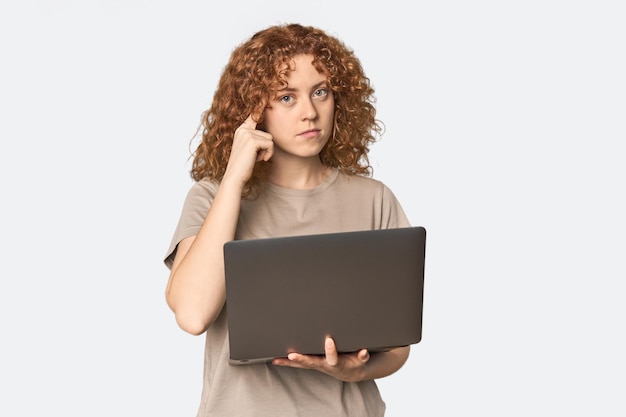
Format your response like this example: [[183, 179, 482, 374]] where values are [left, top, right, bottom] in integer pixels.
[[164, 23, 412, 416]]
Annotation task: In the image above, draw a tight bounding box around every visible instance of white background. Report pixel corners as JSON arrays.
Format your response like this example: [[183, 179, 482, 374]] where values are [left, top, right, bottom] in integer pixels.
[[1, 1, 624, 416]]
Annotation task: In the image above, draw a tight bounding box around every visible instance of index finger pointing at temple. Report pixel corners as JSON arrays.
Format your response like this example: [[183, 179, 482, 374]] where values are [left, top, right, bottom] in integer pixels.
[[243, 114, 257, 129]]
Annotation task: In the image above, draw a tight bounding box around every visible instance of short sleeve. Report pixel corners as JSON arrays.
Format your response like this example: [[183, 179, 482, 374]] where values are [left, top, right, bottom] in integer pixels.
[[163, 179, 220, 269], [381, 184, 411, 229]]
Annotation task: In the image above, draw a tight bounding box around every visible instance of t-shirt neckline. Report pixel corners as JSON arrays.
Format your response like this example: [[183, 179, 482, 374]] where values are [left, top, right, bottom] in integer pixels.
[[265, 168, 339, 197]]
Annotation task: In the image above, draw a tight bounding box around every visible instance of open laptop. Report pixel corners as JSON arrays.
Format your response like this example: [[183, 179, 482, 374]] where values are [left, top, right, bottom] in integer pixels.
[[223, 226, 426, 365]]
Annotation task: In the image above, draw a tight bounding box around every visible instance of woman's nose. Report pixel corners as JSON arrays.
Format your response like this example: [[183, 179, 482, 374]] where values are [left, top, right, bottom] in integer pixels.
[[300, 98, 317, 121]]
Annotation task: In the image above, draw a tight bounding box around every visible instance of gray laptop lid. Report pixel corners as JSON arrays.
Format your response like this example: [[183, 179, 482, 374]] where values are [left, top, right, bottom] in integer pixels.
[[223, 226, 426, 365]]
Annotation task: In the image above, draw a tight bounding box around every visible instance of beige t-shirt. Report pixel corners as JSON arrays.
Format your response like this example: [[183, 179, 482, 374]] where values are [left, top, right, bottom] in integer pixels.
[[165, 169, 411, 417]]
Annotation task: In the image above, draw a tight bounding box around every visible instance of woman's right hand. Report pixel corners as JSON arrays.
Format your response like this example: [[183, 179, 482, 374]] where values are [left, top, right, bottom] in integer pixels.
[[223, 114, 274, 186]]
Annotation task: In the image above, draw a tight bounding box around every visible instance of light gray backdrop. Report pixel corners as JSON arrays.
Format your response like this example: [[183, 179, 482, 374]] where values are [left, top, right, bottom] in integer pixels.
[[1, 1, 624, 416]]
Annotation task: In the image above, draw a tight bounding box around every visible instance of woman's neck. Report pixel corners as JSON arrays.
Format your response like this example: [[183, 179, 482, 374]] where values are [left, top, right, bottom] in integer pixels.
[[268, 158, 332, 190]]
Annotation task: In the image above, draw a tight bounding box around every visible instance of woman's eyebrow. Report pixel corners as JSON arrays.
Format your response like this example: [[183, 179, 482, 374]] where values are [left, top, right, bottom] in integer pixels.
[[277, 80, 328, 93]]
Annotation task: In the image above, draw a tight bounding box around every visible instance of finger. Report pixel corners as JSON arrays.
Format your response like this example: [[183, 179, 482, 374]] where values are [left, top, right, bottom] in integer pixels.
[[260, 142, 274, 162], [272, 357, 295, 367], [281, 353, 310, 369], [243, 114, 257, 129], [325, 337, 338, 367], [357, 349, 370, 363]]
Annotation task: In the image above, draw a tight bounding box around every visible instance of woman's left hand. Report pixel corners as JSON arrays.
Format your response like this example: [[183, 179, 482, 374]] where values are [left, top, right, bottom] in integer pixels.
[[272, 337, 370, 382]]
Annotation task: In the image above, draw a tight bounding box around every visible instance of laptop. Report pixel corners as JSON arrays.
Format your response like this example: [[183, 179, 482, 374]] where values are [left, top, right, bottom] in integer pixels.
[[223, 226, 426, 365]]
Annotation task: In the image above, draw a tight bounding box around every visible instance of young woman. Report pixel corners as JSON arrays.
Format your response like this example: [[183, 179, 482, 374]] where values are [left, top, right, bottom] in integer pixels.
[[164, 23, 412, 416]]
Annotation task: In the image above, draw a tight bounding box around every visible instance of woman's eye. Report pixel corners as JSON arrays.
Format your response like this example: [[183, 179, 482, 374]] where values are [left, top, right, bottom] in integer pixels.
[[278, 95, 293, 104], [314, 88, 328, 98]]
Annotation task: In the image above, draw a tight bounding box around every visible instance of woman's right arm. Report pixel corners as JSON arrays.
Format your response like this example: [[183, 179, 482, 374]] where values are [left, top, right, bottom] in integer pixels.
[[165, 115, 273, 335]]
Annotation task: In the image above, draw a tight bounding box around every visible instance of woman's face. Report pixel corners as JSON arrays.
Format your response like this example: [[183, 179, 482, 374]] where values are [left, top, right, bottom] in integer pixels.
[[262, 54, 335, 162]]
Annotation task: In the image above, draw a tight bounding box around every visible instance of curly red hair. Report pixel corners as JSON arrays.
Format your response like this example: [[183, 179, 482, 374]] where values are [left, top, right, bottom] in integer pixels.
[[191, 23, 382, 198]]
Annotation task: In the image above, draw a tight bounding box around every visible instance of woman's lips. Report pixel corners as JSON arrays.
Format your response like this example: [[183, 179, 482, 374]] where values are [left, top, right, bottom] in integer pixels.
[[298, 129, 320, 138]]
